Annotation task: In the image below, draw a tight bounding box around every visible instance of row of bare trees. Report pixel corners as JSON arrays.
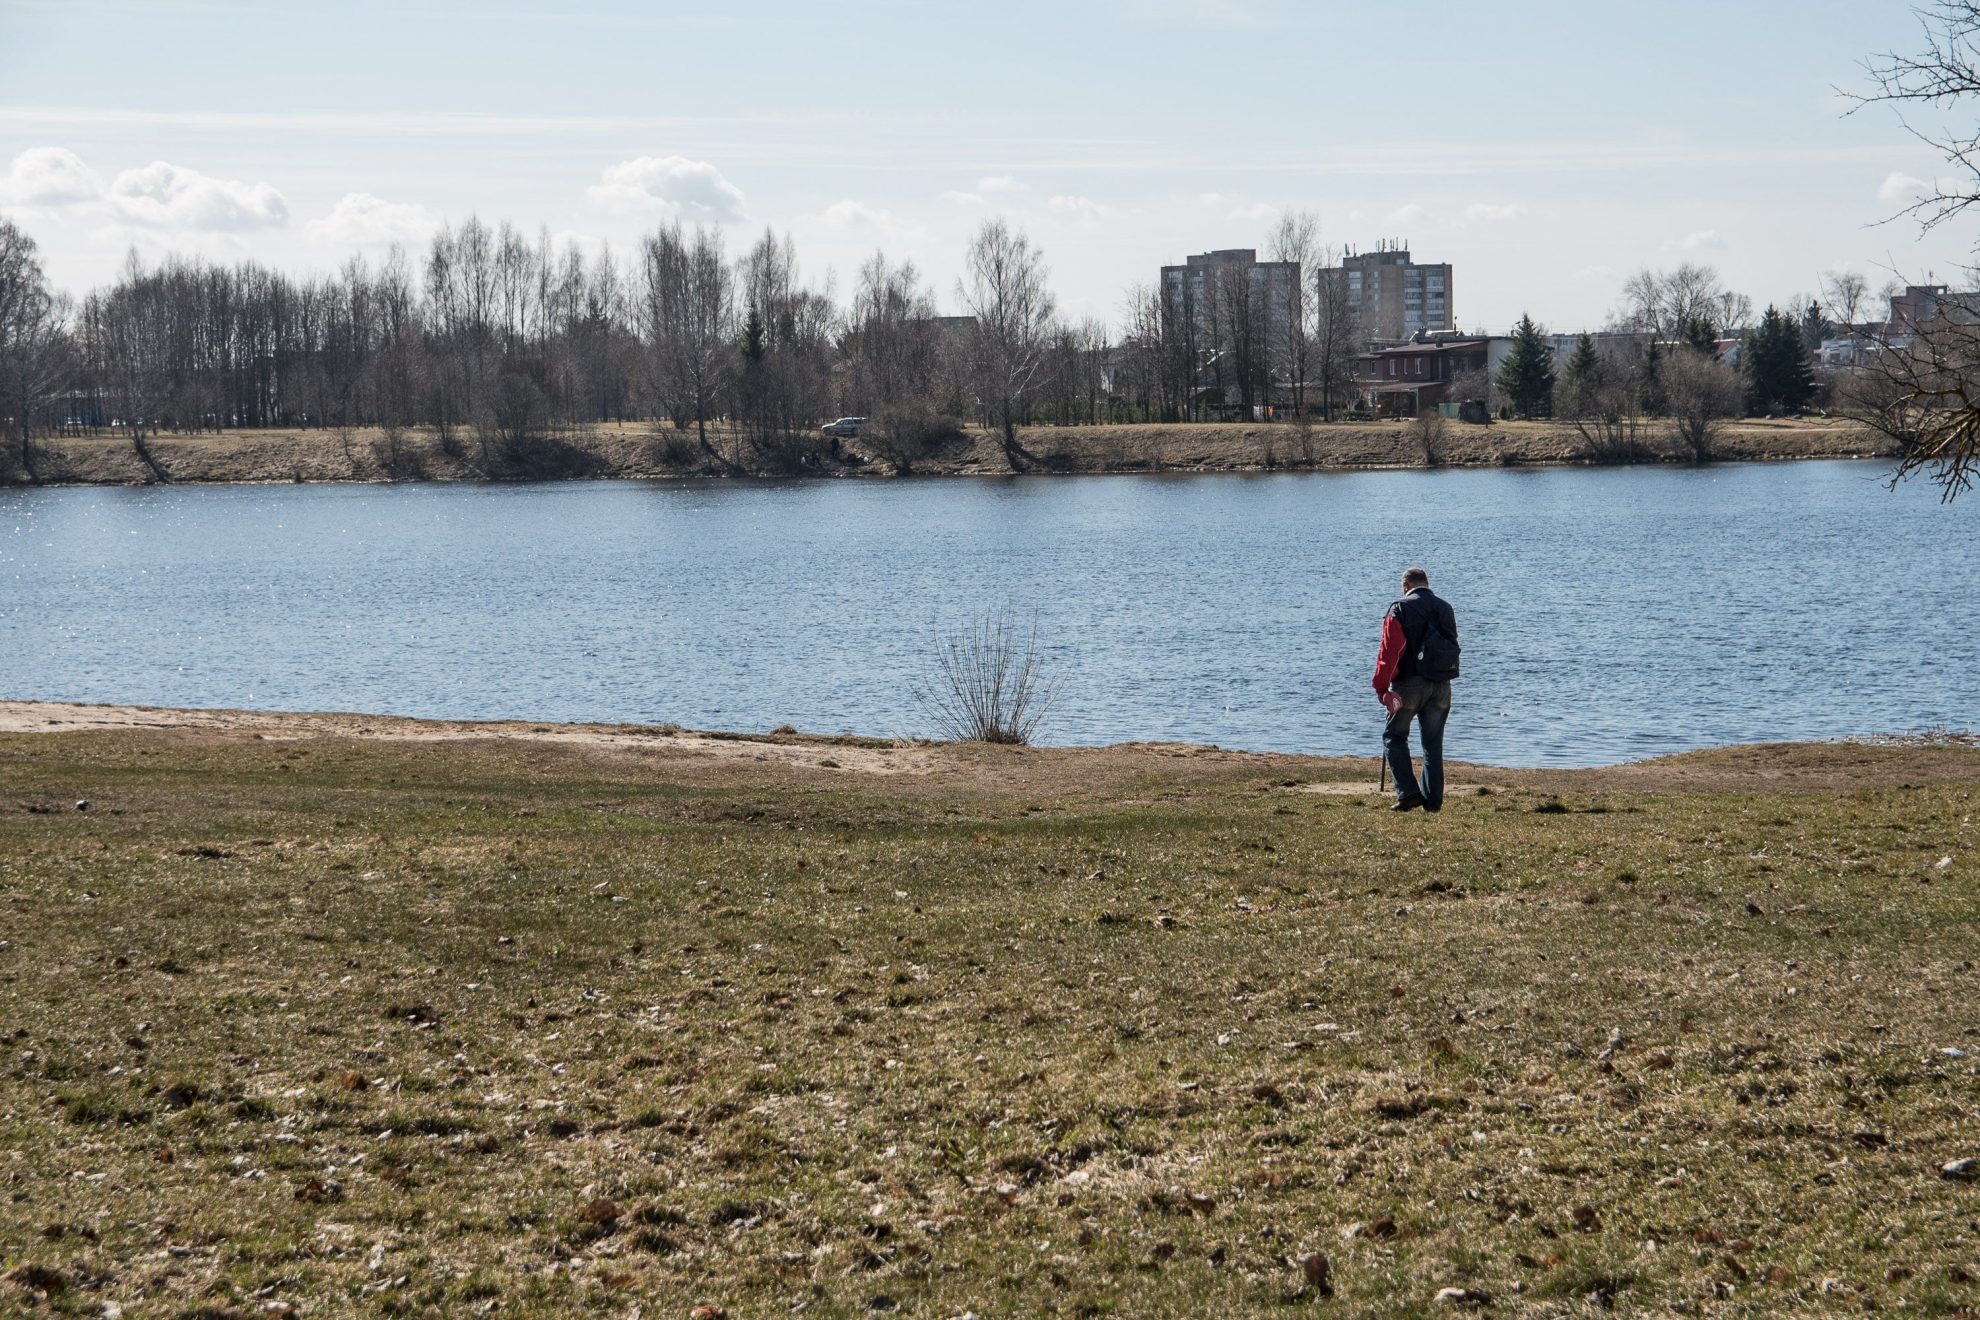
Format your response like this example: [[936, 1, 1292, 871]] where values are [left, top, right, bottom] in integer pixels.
[[0, 213, 1191, 479]]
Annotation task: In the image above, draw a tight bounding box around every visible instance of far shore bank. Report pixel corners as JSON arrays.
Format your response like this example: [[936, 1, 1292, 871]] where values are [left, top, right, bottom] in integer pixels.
[[0, 416, 1896, 488]]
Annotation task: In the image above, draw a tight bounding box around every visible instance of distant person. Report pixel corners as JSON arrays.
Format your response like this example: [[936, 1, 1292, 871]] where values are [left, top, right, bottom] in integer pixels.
[[1373, 567, 1461, 812]]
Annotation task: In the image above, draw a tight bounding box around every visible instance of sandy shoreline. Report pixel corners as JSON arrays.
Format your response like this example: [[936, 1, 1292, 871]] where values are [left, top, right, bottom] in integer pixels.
[[6, 698, 1975, 799], [0, 699, 945, 776]]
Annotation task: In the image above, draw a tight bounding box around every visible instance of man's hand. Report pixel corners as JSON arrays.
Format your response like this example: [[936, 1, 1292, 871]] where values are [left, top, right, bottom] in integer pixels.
[[1380, 689, 1403, 715]]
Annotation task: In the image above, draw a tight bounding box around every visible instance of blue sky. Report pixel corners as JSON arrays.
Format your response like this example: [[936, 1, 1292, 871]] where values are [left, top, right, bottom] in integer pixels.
[[0, 0, 1968, 330]]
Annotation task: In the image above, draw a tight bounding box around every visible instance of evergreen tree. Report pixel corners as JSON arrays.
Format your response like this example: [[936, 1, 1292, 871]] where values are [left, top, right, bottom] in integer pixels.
[[1641, 339, 1664, 414], [738, 304, 767, 367], [1681, 315, 1719, 357], [1495, 313, 1556, 419], [1564, 334, 1600, 385], [736, 304, 768, 437], [1743, 304, 1816, 415], [1798, 300, 1829, 354], [1558, 333, 1601, 415]]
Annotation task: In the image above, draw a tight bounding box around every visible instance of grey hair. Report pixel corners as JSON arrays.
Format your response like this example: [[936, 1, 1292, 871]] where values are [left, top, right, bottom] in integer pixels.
[[1401, 566, 1429, 588]]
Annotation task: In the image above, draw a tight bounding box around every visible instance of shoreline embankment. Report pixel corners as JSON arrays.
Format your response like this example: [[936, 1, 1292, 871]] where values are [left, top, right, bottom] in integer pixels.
[[0, 417, 1896, 488]]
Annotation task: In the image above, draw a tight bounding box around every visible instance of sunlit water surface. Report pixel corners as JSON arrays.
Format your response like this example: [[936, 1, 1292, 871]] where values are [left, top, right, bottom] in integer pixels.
[[3, 461, 1973, 767]]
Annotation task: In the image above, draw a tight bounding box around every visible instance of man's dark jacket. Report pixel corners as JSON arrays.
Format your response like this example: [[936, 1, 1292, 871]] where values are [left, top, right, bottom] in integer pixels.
[[1372, 587, 1459, 691]]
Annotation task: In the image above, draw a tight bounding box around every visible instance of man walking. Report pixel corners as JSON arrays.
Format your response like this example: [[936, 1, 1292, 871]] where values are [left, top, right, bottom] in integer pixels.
[[1373, 567, 1460, 812]]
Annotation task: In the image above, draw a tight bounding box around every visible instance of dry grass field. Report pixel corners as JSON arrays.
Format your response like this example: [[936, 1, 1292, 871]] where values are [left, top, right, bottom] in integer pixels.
[[1, 706, 1976, 1317]]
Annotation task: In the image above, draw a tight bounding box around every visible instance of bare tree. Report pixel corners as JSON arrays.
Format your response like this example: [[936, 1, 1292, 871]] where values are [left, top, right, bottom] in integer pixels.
[[957, 219, 1056, 469], [1208, 260, 1269, 416], [1661, 348, 1744, 462], [1840, 313, 1980, 499], [92, 251, 172, 478], [1844, 1, 1980, 494], [845, 251, 945, 472], [1114, 283, 1165, 422], [637, 222, 736, 467], [1045, 317, 1109, 426], [1310, 248, 1359, 421], [0, 220, 71, 480], [735, 229, 836, 471], [1853, 2, 1980, 232], [1820, 271, 1872, 328], [1446, 366, 1492, 416], [1269, 211, 1317, 416], [368, 245, 423, 472], [1614, 264, 1742, 340], [1557, 340, 1650, 461]]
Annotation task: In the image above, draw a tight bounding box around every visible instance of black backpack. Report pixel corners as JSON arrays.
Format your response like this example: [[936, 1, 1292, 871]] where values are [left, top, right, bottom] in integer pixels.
[[1414, 614, 1461, 681]]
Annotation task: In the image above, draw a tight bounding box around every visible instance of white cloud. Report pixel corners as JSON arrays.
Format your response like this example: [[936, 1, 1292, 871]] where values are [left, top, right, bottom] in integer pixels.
[[1679, 228, 1724, 251], [305, 192, 437, 246], [820, 199, 892, 227], [1573, 264, 1613, 283], [107, 160, 288, 230], [813, 199, 924, 241], [1048, 194, 1114, 222], [0, 146, 101, 206], [1, 147, 288, 234], [976, 176, 1025, 194], [587, 155, 746, 223], [1193, 192, 1275, 222], [938, 189, 983, 206], [1463, 201, 1523, 223], [1389, 202, 1429, 225], [1878, 170, 1932, 202]]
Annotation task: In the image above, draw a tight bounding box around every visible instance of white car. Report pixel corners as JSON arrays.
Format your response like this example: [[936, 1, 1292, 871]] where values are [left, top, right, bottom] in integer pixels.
[[820, 417, 866, 438]]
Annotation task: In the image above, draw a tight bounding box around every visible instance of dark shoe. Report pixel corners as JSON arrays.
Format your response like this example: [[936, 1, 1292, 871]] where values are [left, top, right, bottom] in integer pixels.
[[1423, 802, 1442, 814], [1391, 795, 1425, 812]]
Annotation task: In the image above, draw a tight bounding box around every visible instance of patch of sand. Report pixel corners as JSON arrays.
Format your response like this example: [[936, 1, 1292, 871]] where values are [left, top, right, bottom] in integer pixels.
[[0, 701, 933, 776], [1291, 780, 1484, 797]]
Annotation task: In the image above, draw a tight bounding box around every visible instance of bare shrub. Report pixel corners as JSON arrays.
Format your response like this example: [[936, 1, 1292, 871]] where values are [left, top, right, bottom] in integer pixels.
[[1560, 351, 1654, 463], [1661, 350, 1743, 462], [918, 609, 1056, 745], [1410, 408, 1446, 467], [1289, 411, 1318, 466], [869, 406, 965, 475], [370, 431, 426, 480], [653, 428, 701, 469]]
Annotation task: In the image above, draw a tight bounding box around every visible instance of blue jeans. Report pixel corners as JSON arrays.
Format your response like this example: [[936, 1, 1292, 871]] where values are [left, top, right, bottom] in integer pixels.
[[1384, 676, 1452, 810]]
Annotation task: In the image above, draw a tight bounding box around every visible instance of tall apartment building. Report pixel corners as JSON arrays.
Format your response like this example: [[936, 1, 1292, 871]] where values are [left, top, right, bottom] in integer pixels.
[[1336, 244, 1453, 340], [1159, 249, 1301, 350], [1157, 248, 1302, 410]]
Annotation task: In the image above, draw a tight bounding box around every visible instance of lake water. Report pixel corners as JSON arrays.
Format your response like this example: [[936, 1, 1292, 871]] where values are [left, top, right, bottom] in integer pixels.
[[2, 462, 1973, 768]]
